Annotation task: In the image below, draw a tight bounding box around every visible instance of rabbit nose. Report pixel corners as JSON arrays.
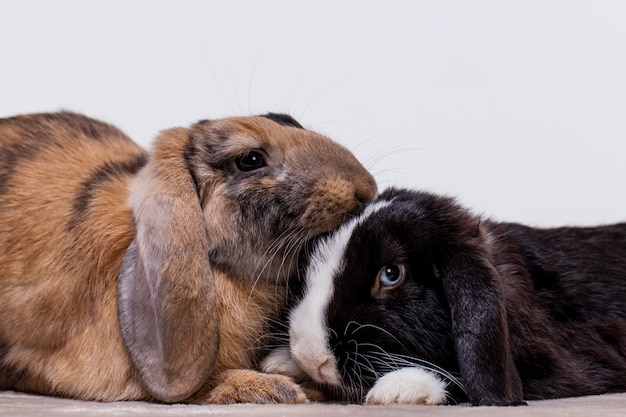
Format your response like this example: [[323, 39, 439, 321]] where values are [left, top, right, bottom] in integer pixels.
[[303, 173, 377, 230], [292, 351, 342, 387], [314, 356, 341, 386], [353, 174, 378, 206]]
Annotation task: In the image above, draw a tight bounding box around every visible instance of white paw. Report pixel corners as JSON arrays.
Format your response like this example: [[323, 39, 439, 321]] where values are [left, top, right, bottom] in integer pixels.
[[260, 347, 308, 380], [365, 368, 448, 405]]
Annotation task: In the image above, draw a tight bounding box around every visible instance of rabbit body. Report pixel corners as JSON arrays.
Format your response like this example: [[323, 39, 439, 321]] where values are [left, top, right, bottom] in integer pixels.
[[281, 188, 626, 406], [0, 113, 145, 400], [0, 112, 377, 403]]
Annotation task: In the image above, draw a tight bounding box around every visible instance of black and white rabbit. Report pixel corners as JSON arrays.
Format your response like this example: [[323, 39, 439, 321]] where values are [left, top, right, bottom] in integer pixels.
[[263, 187, 626, 406]]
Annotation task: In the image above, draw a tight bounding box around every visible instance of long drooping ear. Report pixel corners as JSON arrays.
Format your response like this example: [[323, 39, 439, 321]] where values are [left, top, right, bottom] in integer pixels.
[[438, 231, 524, 406], [118, 127, 219, 403]]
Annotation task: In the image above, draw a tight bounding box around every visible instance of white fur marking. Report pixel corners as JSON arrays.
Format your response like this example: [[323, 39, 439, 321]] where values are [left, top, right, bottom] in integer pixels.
[[365, 368, 448, 405], [289, 199, 392, 386], [260, 347, 308, 380]]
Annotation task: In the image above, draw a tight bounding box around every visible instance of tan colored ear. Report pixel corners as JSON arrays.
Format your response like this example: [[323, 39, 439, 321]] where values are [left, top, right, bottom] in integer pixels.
[[118, 127, 219, 403]]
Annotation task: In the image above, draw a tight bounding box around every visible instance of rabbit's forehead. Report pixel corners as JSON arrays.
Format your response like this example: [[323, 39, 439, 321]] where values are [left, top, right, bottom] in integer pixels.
[[205, 117, 361, 171], [210, 117, 317, 148]]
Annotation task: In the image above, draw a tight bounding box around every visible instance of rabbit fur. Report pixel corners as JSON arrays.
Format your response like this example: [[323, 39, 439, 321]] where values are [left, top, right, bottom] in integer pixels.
[[0, 111, 377, 403], [265, 187, 626, 406]]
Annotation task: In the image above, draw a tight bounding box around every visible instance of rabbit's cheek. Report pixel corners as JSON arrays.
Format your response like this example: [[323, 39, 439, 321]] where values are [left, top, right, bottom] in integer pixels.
[[201, 188, 239, 240]]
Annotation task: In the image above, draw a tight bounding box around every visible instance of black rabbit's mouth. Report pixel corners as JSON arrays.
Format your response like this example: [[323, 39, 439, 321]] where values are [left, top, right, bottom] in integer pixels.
[[327, 321, 465, 403], [329, 326, 389, 393]]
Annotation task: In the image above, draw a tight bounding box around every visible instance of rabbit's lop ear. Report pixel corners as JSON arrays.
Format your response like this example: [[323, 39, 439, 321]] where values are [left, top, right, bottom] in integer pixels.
[[118, 127, 219, 403], [438, 226, 523, 406]]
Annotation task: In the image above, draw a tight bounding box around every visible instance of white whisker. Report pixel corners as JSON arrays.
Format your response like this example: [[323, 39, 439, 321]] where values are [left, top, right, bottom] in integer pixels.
[[347, 322, 411, 356], [246, 227, 306, 303], [299, 72, 355, 119], [360, 347, 464, 392], [200, 45, 237, 115], [353, 352, 382, 380], [335, 322, 465, 395]]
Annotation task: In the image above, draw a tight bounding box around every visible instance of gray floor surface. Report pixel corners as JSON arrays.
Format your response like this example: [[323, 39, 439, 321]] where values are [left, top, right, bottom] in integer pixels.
[[2, 391, 626, 417]]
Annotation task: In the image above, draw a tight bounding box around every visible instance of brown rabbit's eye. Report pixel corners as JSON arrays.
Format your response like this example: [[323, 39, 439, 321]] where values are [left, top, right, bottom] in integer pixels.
[[236, 151, 266, 172], [378, 264, 406, 288]]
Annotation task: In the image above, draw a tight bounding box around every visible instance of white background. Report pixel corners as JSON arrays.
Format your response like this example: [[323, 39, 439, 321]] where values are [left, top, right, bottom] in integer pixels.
[[2, 1, 625, 226]]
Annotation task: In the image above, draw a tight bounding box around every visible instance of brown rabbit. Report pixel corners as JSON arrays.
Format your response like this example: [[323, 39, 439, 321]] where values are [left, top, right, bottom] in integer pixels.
[[0, 111, 377, 403]]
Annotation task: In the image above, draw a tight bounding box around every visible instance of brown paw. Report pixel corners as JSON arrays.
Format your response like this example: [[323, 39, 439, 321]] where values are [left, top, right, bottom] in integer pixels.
[[207, 369, 308, 404]]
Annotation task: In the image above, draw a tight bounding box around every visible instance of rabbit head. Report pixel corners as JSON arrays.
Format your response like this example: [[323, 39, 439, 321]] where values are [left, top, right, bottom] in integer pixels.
[[118, 113, 377, 401], [183, 113, 376, 281], [287, 187, 522, 406]]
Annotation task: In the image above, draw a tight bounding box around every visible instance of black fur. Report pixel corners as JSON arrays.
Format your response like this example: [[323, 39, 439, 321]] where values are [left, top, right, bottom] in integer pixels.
[[324, 187, 626, 405], [260, 113, 304, 129]]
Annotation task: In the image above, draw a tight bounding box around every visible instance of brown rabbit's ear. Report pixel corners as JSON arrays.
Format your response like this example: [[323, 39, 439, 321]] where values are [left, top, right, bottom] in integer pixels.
[[438, 232, 524, 406], [118, 127, 219, 403]]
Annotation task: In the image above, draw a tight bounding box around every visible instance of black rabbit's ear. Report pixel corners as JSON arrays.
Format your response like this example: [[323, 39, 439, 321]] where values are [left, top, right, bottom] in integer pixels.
[[438, 232, 524, 406]]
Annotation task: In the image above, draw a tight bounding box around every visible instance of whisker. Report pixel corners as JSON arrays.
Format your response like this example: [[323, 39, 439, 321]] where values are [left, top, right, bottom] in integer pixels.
[[348, 322, 411, 355], [275, 228, 306, 282], [246, 227, 305, 303], [246, 330, 290, 350], [244, 343, 291, 353], [344, 320, 363, 337], [328, 327, 339, 343], [345, 356, 366, 402], [246, 50, 263, 115], [353, 351, 382, 380], [255, 227, 299, 272], [337, 321, 465, 397], [384, 352, 462, 384], [265, 317, 290, 330], [200, 45, 237, 115], [360, 347, 465, 392], [299, 72, 355, 119]]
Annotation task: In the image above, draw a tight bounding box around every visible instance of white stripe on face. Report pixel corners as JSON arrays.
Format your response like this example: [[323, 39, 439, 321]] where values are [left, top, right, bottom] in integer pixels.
[[289, 199, 392, 386]]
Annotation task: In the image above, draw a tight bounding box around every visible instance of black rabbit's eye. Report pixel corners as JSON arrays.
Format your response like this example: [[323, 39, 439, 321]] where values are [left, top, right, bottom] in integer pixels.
[[236, 151, 266, 172], [377, 264, 406, 288]]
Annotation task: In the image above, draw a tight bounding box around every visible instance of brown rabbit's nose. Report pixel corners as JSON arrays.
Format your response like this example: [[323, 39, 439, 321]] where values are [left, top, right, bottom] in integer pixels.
[[346, 169, 378, 219], [300, 173, 377, 235], [353, 173, 378, 205]]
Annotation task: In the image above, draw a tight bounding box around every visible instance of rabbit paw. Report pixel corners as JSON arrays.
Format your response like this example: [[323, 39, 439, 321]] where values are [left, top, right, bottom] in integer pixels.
[[261, 347, 328, 401], [260, 346, 308, 380], [365, 368, 447, 405], [207, 369, 308, 404]]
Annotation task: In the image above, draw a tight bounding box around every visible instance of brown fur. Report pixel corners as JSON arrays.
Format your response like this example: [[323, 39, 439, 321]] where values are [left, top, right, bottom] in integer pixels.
[[0, 111, 377, 403]]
